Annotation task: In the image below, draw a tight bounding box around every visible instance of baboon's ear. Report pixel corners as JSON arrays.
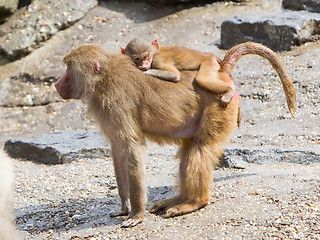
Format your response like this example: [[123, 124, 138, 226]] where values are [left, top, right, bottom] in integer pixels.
[[152, 39, 160, 51], [94, 60, 100, 74]]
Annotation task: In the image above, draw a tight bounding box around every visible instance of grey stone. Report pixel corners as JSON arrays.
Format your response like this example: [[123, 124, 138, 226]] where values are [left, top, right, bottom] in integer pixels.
[[5, 129, 319, 166], [0, 0, 98, 61], [0, 0, 18, 23], [4, 130, 109, 164], [224, 148, 320, 167], [0, 0, 18, 10], [282, 0, 320, 13], [221, 11, 320, 51]]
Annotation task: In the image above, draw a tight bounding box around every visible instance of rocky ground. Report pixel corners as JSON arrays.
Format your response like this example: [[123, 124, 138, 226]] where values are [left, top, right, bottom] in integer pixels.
[[14, 155, 320, 239], [0, 0, 319, 239]]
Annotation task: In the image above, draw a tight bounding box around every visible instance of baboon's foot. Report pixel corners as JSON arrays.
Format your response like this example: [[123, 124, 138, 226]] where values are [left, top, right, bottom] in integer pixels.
[[110, 201, 131, 218], [110, 209, 129, 218], [149, 197, 208, 217], [148, 196, 179, 213], [164, 202, 207, 218], [121, 216, 143, 228]]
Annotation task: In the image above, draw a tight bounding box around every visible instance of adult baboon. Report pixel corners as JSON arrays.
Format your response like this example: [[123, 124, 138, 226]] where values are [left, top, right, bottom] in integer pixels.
[[55, 42, 296, 227]]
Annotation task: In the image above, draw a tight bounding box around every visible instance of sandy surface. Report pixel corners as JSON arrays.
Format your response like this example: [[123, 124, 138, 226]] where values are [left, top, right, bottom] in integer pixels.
[[0, 0, 319, 239]]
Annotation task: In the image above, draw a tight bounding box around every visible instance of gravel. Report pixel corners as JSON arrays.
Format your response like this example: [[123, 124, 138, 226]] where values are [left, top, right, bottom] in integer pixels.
[[14, 145, 320, 239], [0, 0, 318, 238]]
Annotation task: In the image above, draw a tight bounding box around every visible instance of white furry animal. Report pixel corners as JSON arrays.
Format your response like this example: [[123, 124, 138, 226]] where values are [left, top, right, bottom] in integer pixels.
[[0, 149, 15, 240]]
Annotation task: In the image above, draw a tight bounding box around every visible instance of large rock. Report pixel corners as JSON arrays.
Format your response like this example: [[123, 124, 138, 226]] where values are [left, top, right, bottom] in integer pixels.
[[282, 0, 320, 13], [0, 0, 18, 23], [0, 0, 98, 61], [221, 11, 320, 51], [224, 148, 320, 167], [5, 130, 320, 166], [4, 130, 109, 164]]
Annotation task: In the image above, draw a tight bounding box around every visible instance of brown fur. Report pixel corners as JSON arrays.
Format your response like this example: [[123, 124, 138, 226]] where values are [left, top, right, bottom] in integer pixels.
[[220, 42, 296, 117], [122, 39, 234, 107], [55, 42, 295, 227]]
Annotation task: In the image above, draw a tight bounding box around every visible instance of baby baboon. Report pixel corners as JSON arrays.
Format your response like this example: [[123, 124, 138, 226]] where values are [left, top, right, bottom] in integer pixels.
[[121, 38, 234, 107]]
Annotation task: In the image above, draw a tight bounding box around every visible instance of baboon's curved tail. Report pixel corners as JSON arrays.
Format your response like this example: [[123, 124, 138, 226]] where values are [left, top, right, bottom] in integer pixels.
[[220, 42, 296, 118]]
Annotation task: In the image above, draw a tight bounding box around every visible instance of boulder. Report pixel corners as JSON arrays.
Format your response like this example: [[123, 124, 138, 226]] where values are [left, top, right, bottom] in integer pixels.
[[4, 130, 109, 164], [282, 0, 320, 13], [0, 0, 98, 61], [5, 129, 320, 166], [221, 11, 320, 51], [224, 148, 320, 167], [0, 0, 18, 23]]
